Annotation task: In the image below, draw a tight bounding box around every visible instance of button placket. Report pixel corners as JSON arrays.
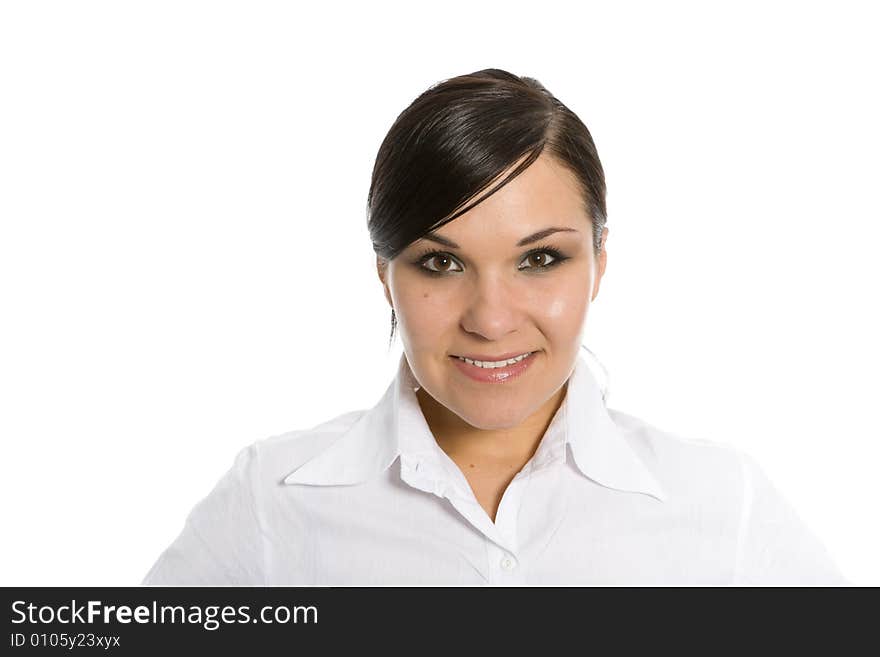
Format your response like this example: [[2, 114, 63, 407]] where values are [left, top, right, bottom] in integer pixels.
[[493, 473, 527, 549]]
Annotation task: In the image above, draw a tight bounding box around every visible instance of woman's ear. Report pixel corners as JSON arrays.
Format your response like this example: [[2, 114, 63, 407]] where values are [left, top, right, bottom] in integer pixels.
[[591, 227, 609, 302], [376, 256, 393, 307]]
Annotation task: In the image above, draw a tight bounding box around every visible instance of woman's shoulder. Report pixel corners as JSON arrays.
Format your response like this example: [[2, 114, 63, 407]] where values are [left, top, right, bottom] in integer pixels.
[[609, 407, 744, 455], [606, 407, 750, 496], [605, 408, 848, 584], [261, 409, 368, 447], [246, 408, 371, 480]]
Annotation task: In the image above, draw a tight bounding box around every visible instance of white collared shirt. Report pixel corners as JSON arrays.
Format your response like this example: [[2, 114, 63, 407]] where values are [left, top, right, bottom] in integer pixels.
[[143, 352, 848, 586]]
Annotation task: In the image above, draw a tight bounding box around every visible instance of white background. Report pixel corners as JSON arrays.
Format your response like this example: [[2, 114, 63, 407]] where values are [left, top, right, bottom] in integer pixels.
[[1, 1, 877, 585]]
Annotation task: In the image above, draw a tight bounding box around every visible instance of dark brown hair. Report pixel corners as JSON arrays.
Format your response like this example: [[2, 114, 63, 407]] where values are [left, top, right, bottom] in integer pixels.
[[366, 68, 607, 347]]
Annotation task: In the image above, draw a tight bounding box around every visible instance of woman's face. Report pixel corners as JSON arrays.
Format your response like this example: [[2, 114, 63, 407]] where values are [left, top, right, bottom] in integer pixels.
[[378, 153, 607, 431]]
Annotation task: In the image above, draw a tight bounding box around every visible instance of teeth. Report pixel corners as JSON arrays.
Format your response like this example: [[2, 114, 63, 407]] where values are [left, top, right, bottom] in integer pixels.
[[456, 352, 533, 368]]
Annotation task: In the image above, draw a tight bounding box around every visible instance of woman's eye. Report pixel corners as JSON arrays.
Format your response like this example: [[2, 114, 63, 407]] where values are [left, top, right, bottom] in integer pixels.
[[519, 251, 558, 269], [416, 247, 565, 275], [421, 253, 463, 273]]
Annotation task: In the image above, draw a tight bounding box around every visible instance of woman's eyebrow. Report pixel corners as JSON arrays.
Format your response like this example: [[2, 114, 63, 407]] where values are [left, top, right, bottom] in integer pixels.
[[421, 226, 579, 249]]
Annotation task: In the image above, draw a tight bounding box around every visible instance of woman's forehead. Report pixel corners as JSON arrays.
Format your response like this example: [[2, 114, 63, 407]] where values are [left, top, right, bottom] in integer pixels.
[[429, 155, 590, 242]]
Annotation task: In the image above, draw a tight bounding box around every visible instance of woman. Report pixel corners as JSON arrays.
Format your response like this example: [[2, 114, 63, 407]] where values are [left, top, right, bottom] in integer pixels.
[[143, 69, 848, 586]]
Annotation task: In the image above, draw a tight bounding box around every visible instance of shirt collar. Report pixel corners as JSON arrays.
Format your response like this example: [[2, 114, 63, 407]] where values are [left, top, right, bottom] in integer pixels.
[[283, 351, 667, 502]]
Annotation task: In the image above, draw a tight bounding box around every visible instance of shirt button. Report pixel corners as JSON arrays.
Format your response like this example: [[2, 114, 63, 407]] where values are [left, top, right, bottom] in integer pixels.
[[500, 555, 517, 571]]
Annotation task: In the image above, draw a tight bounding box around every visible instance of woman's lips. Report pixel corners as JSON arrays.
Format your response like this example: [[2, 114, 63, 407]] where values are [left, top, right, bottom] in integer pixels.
[[449, 351, 538, 383], [452, 350, 534, 361]]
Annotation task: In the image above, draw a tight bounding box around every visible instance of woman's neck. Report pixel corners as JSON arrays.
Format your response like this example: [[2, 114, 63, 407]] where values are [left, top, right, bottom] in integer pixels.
[[415, 383, 568, 469]]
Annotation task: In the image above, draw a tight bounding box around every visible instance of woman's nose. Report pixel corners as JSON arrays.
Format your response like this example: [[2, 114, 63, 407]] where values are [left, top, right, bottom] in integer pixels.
[[458, 275, 522, 340]]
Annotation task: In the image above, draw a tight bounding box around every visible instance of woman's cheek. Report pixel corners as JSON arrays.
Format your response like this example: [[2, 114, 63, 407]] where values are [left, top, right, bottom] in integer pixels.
[[398, 285, 453, 341], [537, 280, 591, 331]]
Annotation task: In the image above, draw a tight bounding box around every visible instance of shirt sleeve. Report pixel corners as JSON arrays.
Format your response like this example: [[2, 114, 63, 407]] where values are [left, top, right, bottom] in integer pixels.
[[141, 444, 266, 585], [733, 450, 850, 585]]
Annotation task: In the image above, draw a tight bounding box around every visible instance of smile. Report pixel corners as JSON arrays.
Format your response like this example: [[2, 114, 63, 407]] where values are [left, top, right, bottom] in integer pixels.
[[449, 351, 539, 383], [453, 352, 534, 368]]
